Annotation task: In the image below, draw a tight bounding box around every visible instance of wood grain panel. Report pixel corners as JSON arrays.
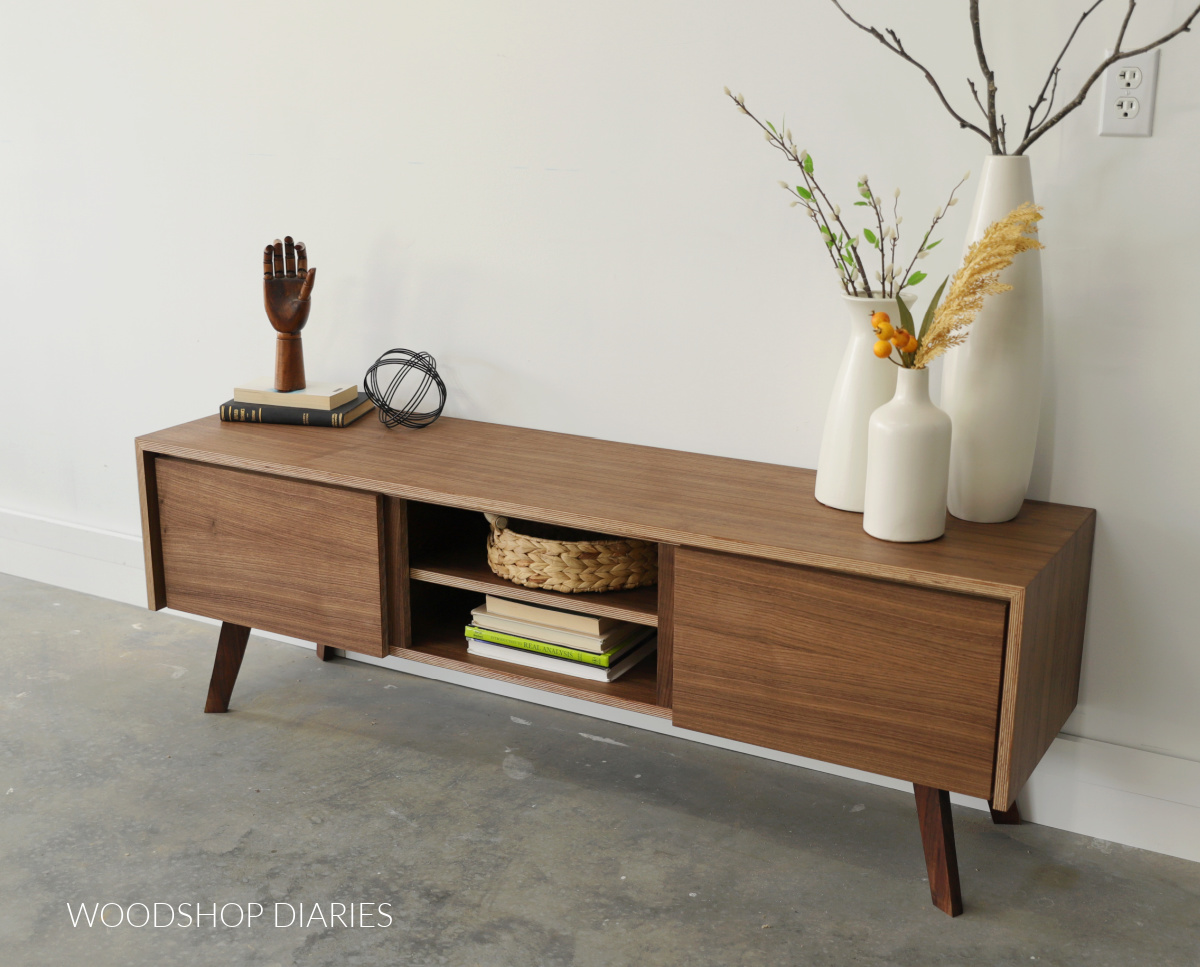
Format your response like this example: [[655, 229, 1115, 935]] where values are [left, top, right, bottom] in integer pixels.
[[155, 458, 386, 656], [672, 548, 1008, 798], [136, 416, 1093, 595], [992, 511, 1096, 806]]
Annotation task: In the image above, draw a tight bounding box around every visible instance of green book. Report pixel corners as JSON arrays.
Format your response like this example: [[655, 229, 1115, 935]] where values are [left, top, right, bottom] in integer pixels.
[[464, 624, 653, 668]]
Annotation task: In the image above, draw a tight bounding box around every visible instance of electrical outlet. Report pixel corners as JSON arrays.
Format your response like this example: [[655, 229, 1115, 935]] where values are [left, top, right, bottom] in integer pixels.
[[1099, 48, 1159, 137], [1116, 65, 1142, 89], [1115, 97, 1140, 119]]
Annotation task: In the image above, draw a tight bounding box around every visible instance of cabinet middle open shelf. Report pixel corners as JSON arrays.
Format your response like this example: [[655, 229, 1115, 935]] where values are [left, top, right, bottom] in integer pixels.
[[405, 500, 660, 627]]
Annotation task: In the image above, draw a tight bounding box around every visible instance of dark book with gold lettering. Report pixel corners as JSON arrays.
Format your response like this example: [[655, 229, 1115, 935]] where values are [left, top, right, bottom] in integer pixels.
[[219, 393, 374, 428]]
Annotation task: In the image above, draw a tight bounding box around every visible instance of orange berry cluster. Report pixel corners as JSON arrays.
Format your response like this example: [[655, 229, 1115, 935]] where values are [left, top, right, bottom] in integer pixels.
[[870, 311, 918, 358]]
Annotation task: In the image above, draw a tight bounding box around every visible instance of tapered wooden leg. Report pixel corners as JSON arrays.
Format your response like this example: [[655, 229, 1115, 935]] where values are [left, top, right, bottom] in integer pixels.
[[315, 644, 333, 661], [204, 622, 251, 713], [914, 784, 963, 917], [989, 800, 1021, 825]]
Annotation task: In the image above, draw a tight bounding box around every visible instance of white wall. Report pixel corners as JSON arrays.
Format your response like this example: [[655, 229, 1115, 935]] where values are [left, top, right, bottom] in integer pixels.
[[2, 1, 1198, 852]]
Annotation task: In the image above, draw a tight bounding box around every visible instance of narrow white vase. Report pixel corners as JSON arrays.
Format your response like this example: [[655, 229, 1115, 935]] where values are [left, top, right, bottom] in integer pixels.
[[814, 293, 910, 513], [863, 367, 951, 543], [940, 155, 1043, 523]]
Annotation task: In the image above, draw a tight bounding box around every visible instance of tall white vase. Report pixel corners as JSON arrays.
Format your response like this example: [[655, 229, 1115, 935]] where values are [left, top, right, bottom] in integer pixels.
[[940, 155, 1043, 523], [814, 294, 909, 513], [863, 367, 951, 543]]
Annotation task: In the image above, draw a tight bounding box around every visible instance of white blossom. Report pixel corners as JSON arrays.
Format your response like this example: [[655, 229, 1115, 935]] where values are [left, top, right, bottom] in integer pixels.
[[799, 150, 810, 163], [948, 196, 959, 206], [723, 86, 731, 96], [917, 250, 930, 259], [764, 130, 773, 141], [789, 201, 798, 207], [874, 270, 883, 283], [963, 170, 971, 181], [833, 205, 841, 216], [896, 216, 904, 226], [778, 180, 789, 189], [934, 206, 942, 218], [894, 187, 901, 199], [785, 129, 793, 142]]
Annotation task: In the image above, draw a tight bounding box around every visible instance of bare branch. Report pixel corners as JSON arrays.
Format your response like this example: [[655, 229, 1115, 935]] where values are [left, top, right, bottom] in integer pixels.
[[1032, 69, 1060, 131], [1015, 1, 1200, 154], [1023, 0, 1108, 143], [967, 78, 989, 122], [828, 0, 992, 145], [1114, 0, 1137, 52], [968, 1, 1002, 153]]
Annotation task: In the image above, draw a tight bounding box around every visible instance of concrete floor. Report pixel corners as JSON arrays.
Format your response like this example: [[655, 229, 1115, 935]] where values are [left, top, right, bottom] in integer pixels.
[[1, 572, 1198, 967]]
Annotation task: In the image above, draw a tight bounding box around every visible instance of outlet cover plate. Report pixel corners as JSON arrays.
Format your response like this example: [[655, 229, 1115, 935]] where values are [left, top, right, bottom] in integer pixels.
[[1099, 48, 1159, 137]]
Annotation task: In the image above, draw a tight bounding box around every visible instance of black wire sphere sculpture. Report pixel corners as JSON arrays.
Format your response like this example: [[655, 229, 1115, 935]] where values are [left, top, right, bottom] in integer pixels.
[[363, 349, 447, 429]]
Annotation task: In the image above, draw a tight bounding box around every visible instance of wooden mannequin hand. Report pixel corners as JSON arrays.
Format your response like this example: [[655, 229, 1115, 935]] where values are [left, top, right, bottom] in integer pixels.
[[263, 236, 316, 334]]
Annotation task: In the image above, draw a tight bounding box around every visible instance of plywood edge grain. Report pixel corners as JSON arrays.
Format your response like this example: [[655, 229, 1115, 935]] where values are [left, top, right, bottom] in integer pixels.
[[390, 646, 672, 719], [656, 544, 676, 709], [136, 439, 1026, 599], [381, 496, 408, 656], [992, 510, 1097, 806], [135, 442, 166, 610]]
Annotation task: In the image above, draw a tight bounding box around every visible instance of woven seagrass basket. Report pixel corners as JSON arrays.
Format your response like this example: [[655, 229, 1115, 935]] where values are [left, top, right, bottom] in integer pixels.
[[484, 513, 658, 593]]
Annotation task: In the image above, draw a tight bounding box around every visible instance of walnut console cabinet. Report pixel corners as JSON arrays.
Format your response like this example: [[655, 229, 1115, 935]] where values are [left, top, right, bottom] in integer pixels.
[[136, 416, 1095, 917]]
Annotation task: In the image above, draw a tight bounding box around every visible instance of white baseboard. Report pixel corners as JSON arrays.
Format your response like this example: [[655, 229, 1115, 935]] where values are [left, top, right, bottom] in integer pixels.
[[3, 506, 1197, 865], [0, 508, 147, 607]]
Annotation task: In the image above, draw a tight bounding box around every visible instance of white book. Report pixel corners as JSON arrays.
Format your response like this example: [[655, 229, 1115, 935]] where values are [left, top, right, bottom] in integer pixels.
[[469, 605, 639, 654], [466, 636, 657, 682], [233, 381, 359, 410]]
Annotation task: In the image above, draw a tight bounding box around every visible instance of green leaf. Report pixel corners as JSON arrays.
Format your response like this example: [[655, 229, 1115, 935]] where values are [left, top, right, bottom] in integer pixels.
[[803, 154, 814, 174], [907, 271, 928, 286], [819, 224, 832, 236], [895, 292, 915, 338], [766, 121, 777, 134], [918, 276, 949, 342], [863, 228, 877, 245], [853, 201, 869, 206], [796, 186, 813, 200], [925, 239, 942, 250]]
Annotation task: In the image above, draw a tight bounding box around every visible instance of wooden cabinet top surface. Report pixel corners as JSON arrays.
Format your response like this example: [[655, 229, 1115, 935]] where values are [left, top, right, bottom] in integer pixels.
[[138, 415, 1093, 596]]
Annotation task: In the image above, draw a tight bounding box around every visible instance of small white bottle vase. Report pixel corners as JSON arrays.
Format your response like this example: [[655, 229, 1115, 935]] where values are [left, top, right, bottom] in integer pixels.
[[940, 155, 1043, 522], [863, 367, 951, 543], [814, 294, 911, 513]]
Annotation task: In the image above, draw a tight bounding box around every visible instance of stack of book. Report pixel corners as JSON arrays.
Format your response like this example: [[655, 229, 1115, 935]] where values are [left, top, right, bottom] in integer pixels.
[[220, 380, 374, 428], [465, 596, 656, 683]]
